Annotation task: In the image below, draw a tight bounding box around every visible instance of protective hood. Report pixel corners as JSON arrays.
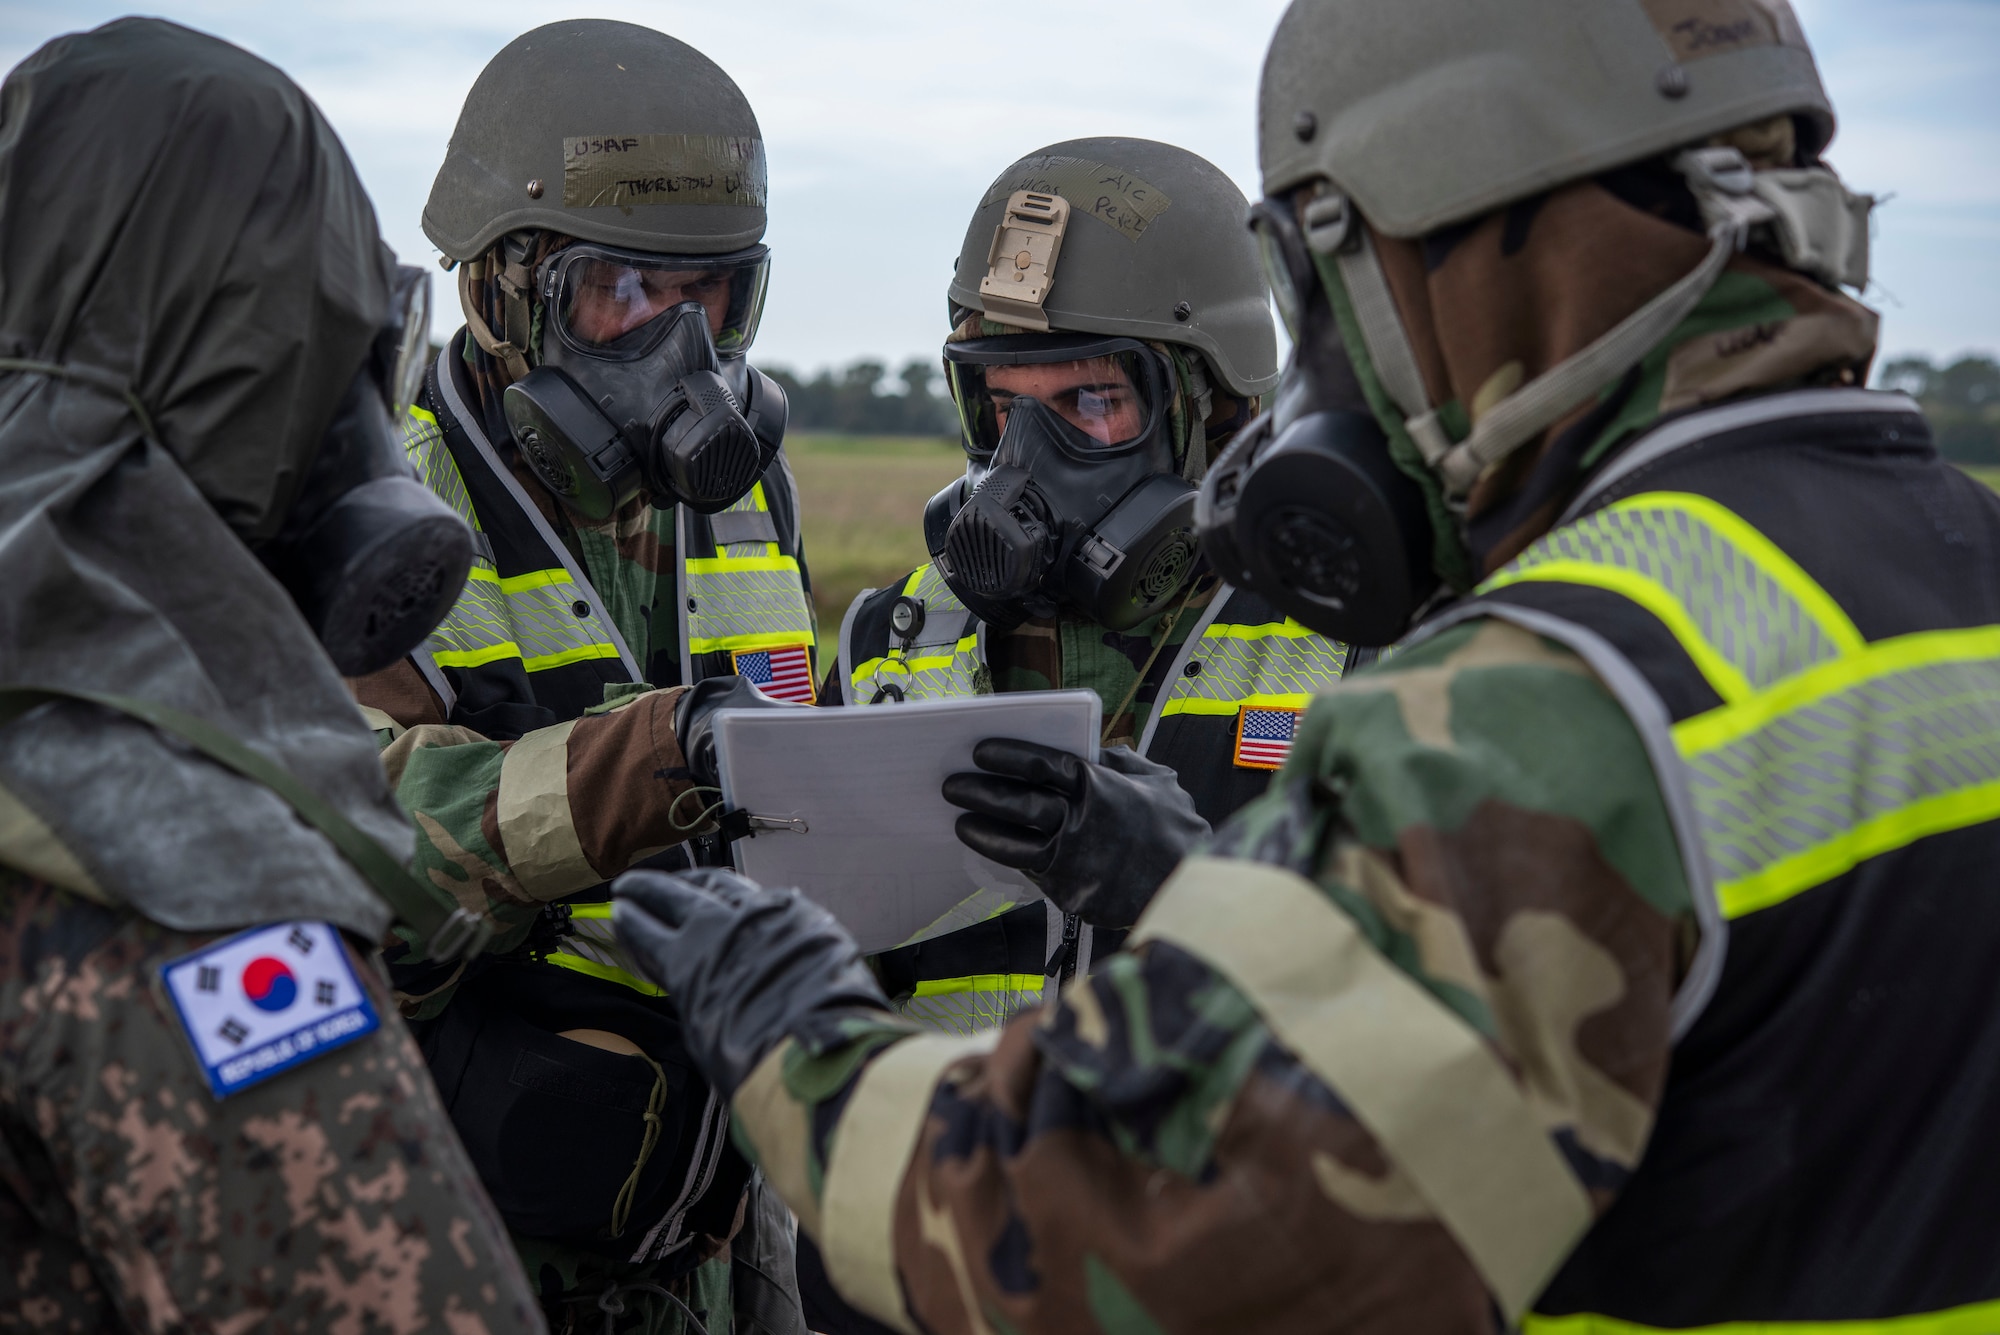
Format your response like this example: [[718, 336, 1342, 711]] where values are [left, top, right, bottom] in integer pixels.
[[0, 18, 415, 936]]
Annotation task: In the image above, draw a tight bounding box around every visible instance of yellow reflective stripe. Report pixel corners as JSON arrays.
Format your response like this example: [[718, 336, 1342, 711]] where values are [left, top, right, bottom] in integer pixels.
[[1159, 692, 1315, 718], [912, 973, 1045, 998], [431, 641, 525, 669], [1200, 620, 1321, 641], [1524, 1297, 2000, 1335], [460, 566, 579, 595], [540, 949, 666, 997], [1157, 617, 1347, 719], [695, 630, 815, 655], [683, 555, 802, 576], [1674, 625, 2000, 919], [901, 568, 926, 597], [521, 642, 623, 672], [496, 568, 575, 595], [407, 404, 438, 427], [849, 637, 981, 690], [1486, 558, 1759, 703], [1674, 626, 2000, 754], [1721, 779, 2000, 920], [568, 902, 612, 919], [1484, 492, 1864, 703]]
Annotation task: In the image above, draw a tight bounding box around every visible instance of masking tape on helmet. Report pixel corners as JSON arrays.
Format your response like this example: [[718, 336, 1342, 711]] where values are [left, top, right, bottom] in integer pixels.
[[562, 134, 767, 210], [979, 154, 1173, 243]]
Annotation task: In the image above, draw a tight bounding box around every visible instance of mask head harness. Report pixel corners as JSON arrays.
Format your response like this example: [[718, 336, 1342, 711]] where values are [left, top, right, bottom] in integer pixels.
[[926, 333, 1200, 632], [1201, 145, 1875, 646], [259, 264, 478, 676], [498, 240, 786, 520]]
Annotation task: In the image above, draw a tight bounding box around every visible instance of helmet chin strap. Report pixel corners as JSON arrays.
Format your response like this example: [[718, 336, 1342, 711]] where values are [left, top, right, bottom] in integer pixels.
[[457, 234, 537, 384], [1311, 147, 1873, 506]]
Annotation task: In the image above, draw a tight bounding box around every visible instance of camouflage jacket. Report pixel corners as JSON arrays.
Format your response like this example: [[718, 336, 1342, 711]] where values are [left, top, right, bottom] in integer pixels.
[[727, 613, 1689, 1333]]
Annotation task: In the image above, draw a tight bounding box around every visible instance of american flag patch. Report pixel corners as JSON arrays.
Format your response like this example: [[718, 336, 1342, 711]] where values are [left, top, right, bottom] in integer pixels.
[[1234, 706, 1302, 770], [732, 643, 816, 704]]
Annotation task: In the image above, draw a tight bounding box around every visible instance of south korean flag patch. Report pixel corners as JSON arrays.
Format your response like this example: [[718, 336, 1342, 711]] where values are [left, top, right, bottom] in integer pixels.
[[160, 921, 380, 1099]]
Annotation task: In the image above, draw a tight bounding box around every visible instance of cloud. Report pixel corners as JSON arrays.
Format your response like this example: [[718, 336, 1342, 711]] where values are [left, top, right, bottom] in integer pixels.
[[1, 0, 1993, 364]]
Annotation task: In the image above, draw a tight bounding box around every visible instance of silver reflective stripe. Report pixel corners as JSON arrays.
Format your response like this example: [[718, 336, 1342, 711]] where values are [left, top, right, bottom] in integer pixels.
[[895, 978, 1045, 1036], [1673, 628, 2000, 921], [708, 507, 779, 548], [403, 408, 626, 675], [1486, 493, 1860, 701], [1150, 592, 1350, 726], [847, 565, 986, 703], [1137, 588, 1232, 757], [430, 347, 640, 679], [1563, 389, 1922, 524], [410, 645, 457, 716], [682, 482, 815, 659]]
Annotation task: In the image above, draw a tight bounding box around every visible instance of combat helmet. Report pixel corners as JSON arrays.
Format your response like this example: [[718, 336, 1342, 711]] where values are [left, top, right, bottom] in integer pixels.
[[947, 137, 1279, 400]]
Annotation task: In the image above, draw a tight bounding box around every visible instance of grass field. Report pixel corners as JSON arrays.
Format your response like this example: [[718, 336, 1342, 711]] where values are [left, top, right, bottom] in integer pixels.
[[786, 432, 967, 666], [781, 450, 2000, 667]]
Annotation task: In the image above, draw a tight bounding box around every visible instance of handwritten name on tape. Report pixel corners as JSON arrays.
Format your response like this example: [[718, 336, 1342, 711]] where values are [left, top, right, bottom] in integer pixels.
[[563, 134, 768, 210], [981, 155, 1173, 243]]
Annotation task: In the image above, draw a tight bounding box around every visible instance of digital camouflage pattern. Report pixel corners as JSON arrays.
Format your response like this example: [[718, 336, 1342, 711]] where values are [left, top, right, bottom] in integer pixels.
[[733, 617, 1693, 1332], [0, 870, 543, 1334]]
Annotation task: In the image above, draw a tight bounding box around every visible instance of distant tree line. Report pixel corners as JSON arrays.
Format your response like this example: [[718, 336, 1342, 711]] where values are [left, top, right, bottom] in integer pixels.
[[764, 358, 958, 437], [1878, 355, 2000, 464]]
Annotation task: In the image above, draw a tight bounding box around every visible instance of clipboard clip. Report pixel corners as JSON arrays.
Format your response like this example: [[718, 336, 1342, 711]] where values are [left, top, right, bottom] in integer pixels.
[[716, 807, 810, 842]]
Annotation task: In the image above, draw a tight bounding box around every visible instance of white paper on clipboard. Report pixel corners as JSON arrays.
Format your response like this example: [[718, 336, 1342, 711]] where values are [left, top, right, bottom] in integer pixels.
[[712, 690, 1101, 953]]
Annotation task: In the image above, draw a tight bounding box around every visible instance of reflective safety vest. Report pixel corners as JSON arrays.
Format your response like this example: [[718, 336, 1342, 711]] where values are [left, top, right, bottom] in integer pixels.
[[838, 565, 1359, 1034], [401, 357, 815, 738], [396, 344, 807, 1262], [1436, 388, 2000, 1330]]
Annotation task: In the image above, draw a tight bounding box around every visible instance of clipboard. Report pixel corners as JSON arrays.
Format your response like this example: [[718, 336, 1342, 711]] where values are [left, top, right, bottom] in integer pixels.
[[712, 690, 1100, 953]]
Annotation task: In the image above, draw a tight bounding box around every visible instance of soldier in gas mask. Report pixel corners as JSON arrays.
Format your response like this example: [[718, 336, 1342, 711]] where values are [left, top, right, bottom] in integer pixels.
[[0, 18, 546, 1330], [805, 139, 1360, 1031], [615, 1, 2000, 1331], [346, 20, 810, 1335]]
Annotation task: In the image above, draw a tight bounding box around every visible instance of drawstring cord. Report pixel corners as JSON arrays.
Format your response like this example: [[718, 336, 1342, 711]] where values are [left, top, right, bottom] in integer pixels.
[[0, 358, 158, 441], [573, 1278, 710, 1335], [608, 1053, 669, 1239], [666, 784, 726, 835]]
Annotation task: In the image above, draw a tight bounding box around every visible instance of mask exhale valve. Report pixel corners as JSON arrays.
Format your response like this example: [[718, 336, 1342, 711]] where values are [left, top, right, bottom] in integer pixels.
[[931, 336, 1200, 631], [503, 243, 784, 520]]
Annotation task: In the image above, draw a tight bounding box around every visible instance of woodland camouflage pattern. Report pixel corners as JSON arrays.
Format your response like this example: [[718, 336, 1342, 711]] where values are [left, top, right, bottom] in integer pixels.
[[980, 581, 1217, 747], [733, 617, 1692, 1332], [0, 872, 542, 1334]]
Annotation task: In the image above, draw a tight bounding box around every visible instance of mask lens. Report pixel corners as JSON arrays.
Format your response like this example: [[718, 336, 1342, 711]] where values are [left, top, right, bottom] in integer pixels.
[[945, 343, 1167, 459], [546, 244, 771, 360], [376, 265, 431, 418]]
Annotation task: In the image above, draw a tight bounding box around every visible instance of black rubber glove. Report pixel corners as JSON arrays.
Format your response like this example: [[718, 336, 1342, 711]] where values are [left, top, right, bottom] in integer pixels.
[[612, 867, 892, 1100], [673, 674, 810, 789], [942, 739, 1210, 930]]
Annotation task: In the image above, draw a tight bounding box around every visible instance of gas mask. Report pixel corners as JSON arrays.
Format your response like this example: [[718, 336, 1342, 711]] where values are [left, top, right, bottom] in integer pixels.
[[1196, 196, 1439, 647], [925, 335, 1200, 632], [501, 242, 784, 520], [259, 265, 477, 677]]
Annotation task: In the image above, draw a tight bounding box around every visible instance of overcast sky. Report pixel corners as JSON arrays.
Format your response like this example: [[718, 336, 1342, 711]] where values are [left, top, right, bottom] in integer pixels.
[[2, 1, 1995, 375]]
